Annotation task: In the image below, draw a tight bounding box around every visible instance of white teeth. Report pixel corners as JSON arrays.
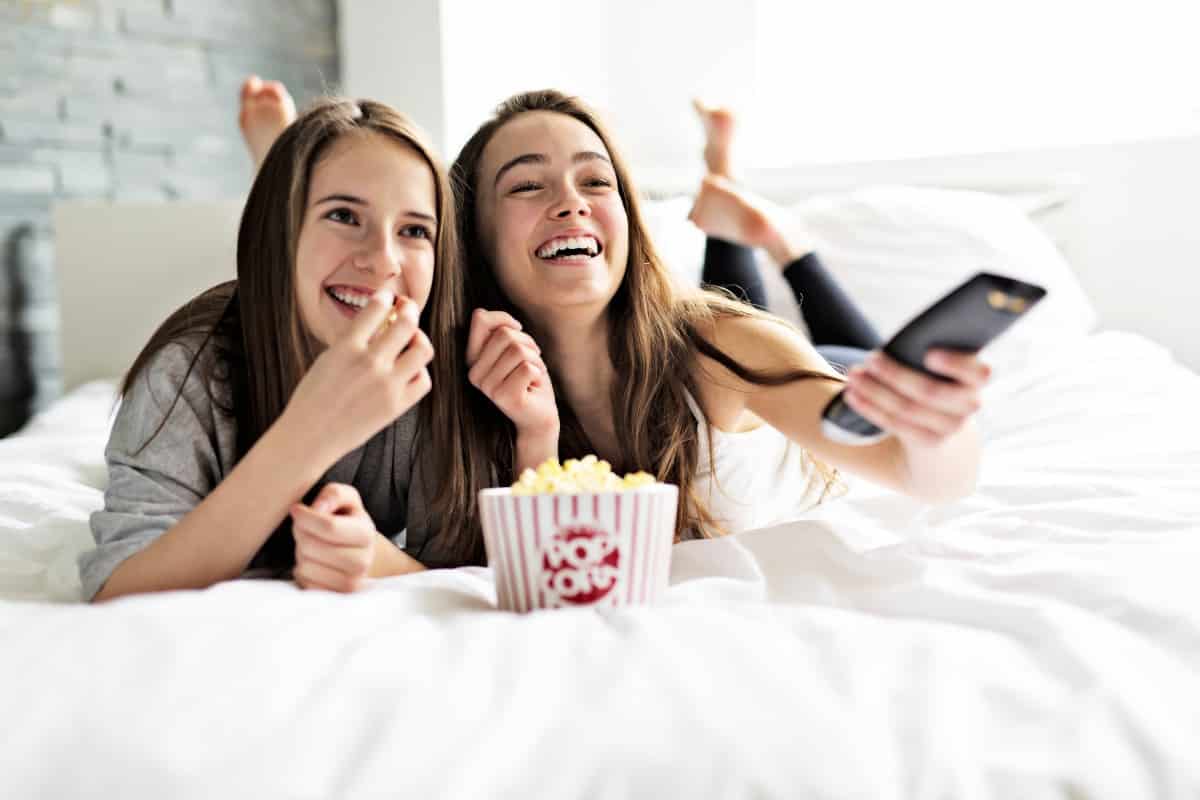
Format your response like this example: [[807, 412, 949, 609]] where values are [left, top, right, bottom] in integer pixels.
[[537, 235, 600, 259], [329, 288, 369, 308]]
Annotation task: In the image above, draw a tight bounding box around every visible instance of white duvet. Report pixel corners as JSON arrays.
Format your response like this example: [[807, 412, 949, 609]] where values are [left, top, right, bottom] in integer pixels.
[[2, 328, 1199, 799]]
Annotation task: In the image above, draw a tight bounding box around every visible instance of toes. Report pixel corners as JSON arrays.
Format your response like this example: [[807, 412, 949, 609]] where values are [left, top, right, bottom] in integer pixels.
[[240, 74, 262, 99]]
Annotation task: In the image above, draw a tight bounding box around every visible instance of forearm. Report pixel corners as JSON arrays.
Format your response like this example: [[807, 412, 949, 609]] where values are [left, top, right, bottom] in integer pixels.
[[94, 415, 334, 602], [368, 533, 427, 578], [895, 421, 982, 504]]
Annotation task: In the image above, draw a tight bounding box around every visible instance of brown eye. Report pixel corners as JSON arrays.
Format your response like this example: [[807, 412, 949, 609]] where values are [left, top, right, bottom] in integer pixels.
[[325, 208, 358, 225], [399, 224, 432, 240]]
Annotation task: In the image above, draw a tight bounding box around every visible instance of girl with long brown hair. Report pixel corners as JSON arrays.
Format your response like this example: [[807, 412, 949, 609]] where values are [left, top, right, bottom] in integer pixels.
[[450, 89, 991, 549], [82, 96, 471, 601], [232, 81, 991, 564]]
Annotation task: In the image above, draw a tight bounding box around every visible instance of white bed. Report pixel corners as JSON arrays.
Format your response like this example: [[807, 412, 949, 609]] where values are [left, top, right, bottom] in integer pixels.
[[2, 186, 1199, 799]]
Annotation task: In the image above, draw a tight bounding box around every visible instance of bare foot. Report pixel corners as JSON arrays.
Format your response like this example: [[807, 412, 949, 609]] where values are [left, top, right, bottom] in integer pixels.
[[688, 175, 813, 269], [239, 75, 297, 170], [692, 98, 736, 178]]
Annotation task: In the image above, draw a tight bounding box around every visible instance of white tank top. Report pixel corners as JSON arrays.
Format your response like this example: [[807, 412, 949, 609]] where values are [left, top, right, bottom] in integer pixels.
[[683, 389, 843, 536]]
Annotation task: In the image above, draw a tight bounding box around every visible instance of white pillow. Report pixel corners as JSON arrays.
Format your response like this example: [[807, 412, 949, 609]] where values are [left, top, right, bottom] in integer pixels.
[[643, 185, 1098, 370], [788, 185, 1096, 335]]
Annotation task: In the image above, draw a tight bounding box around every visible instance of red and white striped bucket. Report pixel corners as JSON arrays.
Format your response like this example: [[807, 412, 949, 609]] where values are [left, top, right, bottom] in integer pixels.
[[479, 485, 678, 612]]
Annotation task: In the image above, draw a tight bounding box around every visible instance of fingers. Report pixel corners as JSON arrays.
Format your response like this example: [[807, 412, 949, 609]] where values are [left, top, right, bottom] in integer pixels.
[[346, 288, 397, 347], [924, 349, 992, 388], [468, 324, 541, 382], [290, 496, 375, 591], [392, 330, 434, 388], [369, 296, 421, 356], [310, 482, 364, 515], [290, 503, 374, 548], [495, 360, 544, 404], [466, 308, 523, 365], [479, 345, 546, 397], [843, 380, 944, 447], [845, 368, 972, 447], [293, 557, 367, 594], [862, 352, 984, 416], [294, 527, 372, 576], [469, 328, 543, 395]]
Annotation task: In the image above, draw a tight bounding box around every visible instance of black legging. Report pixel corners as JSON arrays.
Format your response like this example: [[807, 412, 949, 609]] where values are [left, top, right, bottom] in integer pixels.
[[702, 237, 881, 370]]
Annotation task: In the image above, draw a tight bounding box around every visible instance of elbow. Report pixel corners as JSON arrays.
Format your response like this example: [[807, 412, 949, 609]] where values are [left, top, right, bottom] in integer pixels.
[[89, 571, 137, 603], [90, 579, 121, 604]]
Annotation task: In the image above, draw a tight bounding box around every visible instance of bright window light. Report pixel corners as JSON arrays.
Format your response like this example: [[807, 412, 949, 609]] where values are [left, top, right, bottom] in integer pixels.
[[745, 0, 1200, 165]]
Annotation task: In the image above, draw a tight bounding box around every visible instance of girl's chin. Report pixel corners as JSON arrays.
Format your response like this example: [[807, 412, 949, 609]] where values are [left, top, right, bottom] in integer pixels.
[[521, 286, 618, 316]]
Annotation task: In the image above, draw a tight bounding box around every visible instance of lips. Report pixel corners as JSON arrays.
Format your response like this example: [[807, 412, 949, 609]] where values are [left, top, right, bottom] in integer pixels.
[[535, 232, 603, 261], [326, 285, 373, 309]]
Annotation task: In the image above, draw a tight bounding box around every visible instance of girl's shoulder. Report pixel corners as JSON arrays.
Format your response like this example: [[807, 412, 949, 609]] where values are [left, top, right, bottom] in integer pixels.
[[691, 310, 828, 386], [124, 331, 236, 423], [688, 308, 837, 431]]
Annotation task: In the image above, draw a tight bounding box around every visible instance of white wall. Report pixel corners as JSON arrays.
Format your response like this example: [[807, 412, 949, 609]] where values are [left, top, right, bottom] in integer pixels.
[[337, 0, 447, 150], [338, 0, 753, 162], [336, 0, 1200, 370], [746, 0, 1200, 165], [438, 0, 614, 157]]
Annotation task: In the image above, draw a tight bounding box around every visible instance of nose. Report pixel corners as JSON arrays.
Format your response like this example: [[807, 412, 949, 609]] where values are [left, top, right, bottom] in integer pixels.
[[549, 183, 590, 220], [353, 228, 403, 278]]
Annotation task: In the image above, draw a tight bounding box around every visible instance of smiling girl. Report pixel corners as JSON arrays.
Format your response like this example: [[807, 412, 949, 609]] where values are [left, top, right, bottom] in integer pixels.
[[231, 81, 990, 555], [451, 91, 990, 542], [81, 97, 469, 601]]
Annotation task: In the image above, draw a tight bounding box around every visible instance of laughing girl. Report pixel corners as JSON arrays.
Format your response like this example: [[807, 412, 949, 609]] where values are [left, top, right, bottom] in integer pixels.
[[83, 97, 469, 601]]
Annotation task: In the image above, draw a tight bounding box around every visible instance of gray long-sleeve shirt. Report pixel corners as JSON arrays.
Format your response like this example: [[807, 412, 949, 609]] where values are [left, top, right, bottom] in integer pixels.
[[79, 338, 436, 600]]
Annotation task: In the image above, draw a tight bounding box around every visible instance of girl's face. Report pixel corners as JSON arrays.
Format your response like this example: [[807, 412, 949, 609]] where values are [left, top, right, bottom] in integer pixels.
[[475, 112, 629, 321], [294, 131, 437, 347]]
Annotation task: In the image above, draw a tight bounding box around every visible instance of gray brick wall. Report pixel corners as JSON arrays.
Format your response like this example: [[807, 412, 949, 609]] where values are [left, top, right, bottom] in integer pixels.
[[0, 0, 339, 435]]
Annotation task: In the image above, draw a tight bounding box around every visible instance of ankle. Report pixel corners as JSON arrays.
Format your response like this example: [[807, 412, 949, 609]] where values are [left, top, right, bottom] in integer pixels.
[[764, 225, 814, 271]]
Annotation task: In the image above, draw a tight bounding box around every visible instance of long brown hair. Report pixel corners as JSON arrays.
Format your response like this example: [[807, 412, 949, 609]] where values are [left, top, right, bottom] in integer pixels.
[[448, 89, 843, 547], [121, 96, 470, 568]]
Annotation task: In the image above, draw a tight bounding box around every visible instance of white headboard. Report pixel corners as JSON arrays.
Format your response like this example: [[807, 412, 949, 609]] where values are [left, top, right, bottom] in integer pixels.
[[54, 200, 244, 390]]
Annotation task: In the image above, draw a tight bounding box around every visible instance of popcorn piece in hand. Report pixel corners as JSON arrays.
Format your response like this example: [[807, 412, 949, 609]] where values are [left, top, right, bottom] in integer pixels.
[[511, 456, 660, 495]]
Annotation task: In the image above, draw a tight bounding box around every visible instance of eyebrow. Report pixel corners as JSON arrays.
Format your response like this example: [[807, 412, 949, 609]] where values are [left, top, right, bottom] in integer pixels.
[[493, 150, 612, 188], [313, 193, 436, 223]]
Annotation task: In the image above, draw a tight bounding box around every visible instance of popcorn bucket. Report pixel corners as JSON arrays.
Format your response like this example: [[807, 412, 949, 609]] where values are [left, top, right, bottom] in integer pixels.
[[479, 485, 679, 612]]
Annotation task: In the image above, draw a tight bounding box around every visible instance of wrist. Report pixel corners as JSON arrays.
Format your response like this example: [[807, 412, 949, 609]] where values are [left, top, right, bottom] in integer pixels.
[[274, 403, 344, 474], [766, 228, 814, 270], [258, 411, 337, 487], [370, 532, 426, 577], [515, 424, 560, 475]]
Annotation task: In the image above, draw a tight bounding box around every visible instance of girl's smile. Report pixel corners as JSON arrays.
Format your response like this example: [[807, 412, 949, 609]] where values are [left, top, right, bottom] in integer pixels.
[[476, 111, 629, 320]]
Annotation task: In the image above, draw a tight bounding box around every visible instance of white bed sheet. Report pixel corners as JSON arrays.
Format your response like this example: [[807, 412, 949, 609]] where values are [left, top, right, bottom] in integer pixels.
[[2, 330, 1199, 799]]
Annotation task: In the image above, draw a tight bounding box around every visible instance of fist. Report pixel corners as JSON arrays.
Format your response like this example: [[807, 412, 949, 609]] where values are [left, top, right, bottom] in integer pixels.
[[466, 309, 559, 437], [290, 483, 377, 593]]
